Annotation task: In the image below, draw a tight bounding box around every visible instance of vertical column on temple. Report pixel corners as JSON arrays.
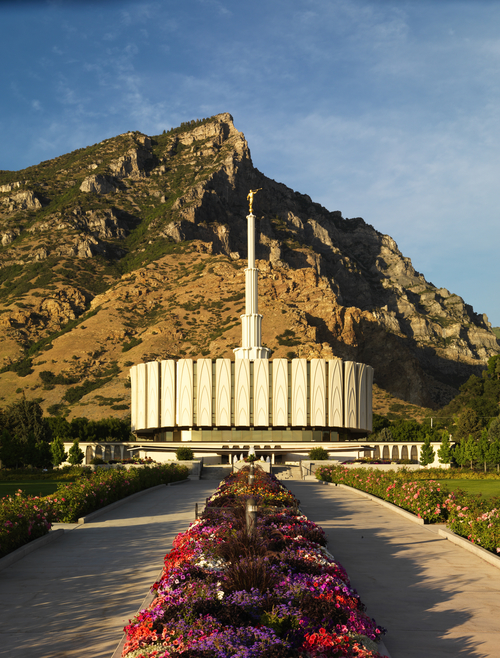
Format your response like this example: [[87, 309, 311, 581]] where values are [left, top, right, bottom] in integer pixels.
[[234, 189, 271, 360]]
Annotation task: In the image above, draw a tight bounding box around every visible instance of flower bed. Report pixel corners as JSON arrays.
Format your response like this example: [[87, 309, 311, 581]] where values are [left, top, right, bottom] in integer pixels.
[[0, 464, 188, 558], [0, 490, 57, 559], [445, 489, 500, 553], [316, 464, 500, 556], [122, 467, 387, 658], [316, 464, 447, 523]]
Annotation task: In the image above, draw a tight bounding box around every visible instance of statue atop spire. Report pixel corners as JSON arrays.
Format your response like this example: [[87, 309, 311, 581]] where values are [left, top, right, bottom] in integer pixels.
[[233, 190, 270, 360], [247, 188, 261, 215]]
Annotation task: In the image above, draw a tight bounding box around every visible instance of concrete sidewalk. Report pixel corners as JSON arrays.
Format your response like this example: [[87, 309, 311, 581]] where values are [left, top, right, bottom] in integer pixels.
[[0, 481, 216, 658], [286, 481, 500, 658]]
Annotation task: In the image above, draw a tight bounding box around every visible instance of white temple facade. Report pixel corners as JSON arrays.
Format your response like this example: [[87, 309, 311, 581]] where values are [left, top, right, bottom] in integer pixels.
[[129, 203, 374, 460]]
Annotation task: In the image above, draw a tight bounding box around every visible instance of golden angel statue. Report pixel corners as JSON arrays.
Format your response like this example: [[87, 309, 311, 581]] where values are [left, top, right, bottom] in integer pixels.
[[247, 188, 262, 215]]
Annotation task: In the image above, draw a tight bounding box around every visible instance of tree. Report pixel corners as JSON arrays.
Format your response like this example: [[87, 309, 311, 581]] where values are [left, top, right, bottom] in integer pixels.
[[437, 432, 452, 465], [476, 429, 491, 473], [391, 419, 424, 442], [377, 427, 394, 442], [455, 408, 482, 443], [67, 439, 84, 465], [4, 397, 48, 444], [46, 416, 71, 442], [463, 435, 478, 470], [0, 428, 23, 468], [488, 436, 500, 473], [51, 436, 67, 467], [372, 413, 391, 434], [453, 440, 466, 468], [488, 416, 500, 442], [419, 435, 435, 467], [487, 354, 500, 380]]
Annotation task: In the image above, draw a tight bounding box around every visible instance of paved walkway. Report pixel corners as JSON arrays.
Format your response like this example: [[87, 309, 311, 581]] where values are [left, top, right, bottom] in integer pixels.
[[0, 481, 216, 658], [286, 481, 500, 658], [2, 479, 500, 658]]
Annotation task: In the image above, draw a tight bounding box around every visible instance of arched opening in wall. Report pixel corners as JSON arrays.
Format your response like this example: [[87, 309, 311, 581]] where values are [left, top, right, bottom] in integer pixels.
[[95, 445, 103, 460], [382, 446, 390, 460], [373, 446, 380, 459], [104, 446, 111, 461], [401, 445, 408, 460], [391, 445, 399, 461], [411, 446, 418, 462], [85, 445, 93, 465]]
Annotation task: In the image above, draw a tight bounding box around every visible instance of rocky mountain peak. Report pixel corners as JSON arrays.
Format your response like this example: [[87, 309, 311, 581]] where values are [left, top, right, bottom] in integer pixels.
[[0, 113, 498, 419]]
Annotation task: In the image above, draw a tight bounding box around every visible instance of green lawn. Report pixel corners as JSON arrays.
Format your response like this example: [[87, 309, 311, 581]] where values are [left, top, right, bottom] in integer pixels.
[[436, 479, 500, 498], [0, 481, 61, 498]]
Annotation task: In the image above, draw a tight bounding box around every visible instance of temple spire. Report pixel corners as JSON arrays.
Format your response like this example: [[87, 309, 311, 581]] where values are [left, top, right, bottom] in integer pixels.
[[233, 191, 270, 360]]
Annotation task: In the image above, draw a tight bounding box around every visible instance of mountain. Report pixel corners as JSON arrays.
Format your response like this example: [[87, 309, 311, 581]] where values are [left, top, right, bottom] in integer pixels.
[[0, 112, 498, 420]]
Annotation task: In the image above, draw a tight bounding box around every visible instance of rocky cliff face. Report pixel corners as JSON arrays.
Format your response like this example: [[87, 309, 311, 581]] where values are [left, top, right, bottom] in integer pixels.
[[0, 113, 498, 418]]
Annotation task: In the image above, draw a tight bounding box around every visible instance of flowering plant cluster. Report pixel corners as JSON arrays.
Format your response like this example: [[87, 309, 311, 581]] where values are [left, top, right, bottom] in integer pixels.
[[316, 464, 500, 556], [0, 463, 188, 557], [122, 466, 387, 658], [445, 489, 500, 553], [315, 465, 447, 523], [0, 490, 58, 559], [206, 468, 298, 510], [46, 463, 188, 523]]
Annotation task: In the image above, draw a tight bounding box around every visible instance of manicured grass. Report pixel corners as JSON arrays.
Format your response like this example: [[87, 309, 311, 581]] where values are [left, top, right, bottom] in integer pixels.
[[436, 479, 500, 498], [0, 481, 61, 498]]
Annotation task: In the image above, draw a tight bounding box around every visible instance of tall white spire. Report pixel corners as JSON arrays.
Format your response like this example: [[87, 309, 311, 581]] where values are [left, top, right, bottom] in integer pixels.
[[233, 194, 270, 360]]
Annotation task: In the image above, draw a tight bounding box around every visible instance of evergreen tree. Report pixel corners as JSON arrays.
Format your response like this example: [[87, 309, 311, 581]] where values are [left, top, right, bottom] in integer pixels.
[[419, 435, 435, 467], [455, 408, 482, 442], [453, 440, 466, 468], [488, 436, 500, 473], [488, 416, 500, 443], [437, 432, 452, 465], [51, 436, 67, 466], [4, 397, 48, 444], [476, 429, 491, 473], [463, 434, 478, 470], [68, 439, 84, 465]]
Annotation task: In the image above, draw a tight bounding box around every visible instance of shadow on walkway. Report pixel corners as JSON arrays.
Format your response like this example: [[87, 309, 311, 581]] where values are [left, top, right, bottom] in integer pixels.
[[0, 481, 216, 658], [286, 481, 500, 658]]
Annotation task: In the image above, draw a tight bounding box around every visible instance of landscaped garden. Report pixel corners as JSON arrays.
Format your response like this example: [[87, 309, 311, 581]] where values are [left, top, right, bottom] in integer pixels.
[[122, 466, 388, 658], [316, 464, 500, 555], [0, 463, 189, 559]]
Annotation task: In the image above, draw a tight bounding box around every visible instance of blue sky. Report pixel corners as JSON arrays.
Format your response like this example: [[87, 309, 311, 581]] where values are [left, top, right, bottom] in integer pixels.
[[1, 0, 499, 327]]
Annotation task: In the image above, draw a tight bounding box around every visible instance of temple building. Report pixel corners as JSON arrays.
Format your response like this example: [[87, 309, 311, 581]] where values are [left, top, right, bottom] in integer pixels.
[[129, 193, 374, 463]]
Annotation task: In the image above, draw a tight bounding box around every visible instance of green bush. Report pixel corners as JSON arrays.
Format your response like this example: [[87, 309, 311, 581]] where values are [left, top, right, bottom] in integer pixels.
[[308, 447, 329, 460], [48, 463, 189, 522], [67, 440, 84, 465], [175, 446, 194, 460]]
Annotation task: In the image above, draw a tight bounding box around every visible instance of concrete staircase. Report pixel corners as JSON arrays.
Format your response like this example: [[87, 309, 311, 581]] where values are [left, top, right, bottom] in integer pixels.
[[200, 464, 233, 480], [273, 465, 303, 480]]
